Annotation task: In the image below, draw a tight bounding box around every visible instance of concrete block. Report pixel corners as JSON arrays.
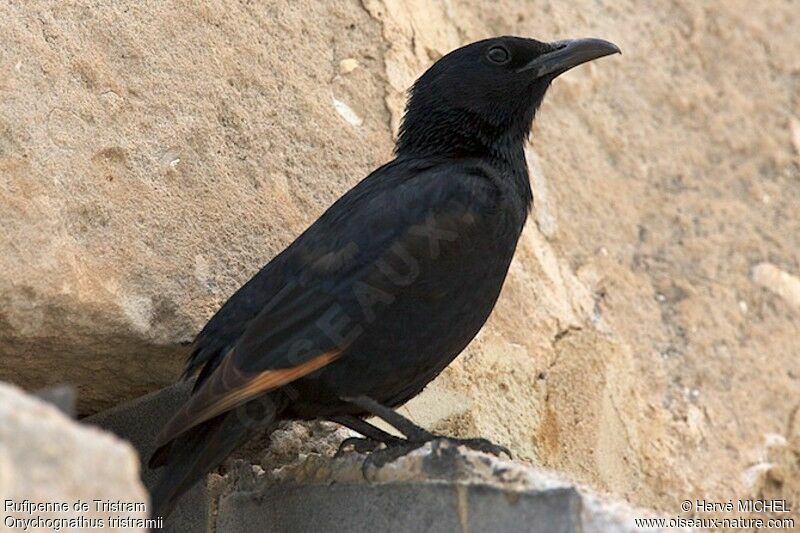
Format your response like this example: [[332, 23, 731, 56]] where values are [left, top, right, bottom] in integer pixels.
[[215, 435, 674, 533], [216, 482, 581, 533]]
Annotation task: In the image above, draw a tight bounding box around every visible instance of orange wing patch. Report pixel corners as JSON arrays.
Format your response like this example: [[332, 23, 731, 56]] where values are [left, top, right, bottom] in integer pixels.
[[201, 349, 341, 419], [156, 349, 342, 445]]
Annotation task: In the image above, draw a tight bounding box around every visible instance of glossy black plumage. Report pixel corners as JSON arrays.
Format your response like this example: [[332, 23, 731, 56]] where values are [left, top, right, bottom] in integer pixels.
[[150, 35, 619, 518]]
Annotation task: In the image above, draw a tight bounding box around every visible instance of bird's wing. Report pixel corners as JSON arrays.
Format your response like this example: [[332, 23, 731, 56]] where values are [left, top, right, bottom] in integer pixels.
[[156, 160, 500, 446]]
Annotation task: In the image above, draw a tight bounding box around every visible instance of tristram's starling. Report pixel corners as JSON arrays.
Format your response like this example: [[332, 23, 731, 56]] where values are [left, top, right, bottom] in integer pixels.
[[150, 36, 620, 517]]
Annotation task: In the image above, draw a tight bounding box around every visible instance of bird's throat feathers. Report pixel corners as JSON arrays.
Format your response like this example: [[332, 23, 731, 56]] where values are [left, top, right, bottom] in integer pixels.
[[396, 107, 532, 157], [395, 93, 538, 211]]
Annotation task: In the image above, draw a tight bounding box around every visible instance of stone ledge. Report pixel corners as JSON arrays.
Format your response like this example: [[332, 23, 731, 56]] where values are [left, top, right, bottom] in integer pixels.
[[217, 481, 581, 533], [219, 435, 678, 533], [84, 383, 679, 532]]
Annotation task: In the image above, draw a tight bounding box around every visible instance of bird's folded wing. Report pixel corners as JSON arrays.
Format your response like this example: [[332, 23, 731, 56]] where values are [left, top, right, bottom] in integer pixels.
[[158, 163, 501, 446], [155, 284, 348, 446]]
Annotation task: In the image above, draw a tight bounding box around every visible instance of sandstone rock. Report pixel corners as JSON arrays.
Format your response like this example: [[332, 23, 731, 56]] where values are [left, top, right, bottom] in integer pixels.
[[791, 118, 800, 157], [0, 0, 394, 414], [0, 381, 149, 531], [338, 58, 360, 75], [752, 262, 800, 310]]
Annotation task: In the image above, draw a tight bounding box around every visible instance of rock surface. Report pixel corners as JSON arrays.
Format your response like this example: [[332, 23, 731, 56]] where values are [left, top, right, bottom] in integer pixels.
[[218, 434, 681, 532], [88, 387, 671, 532], [0, 381, 149, 531], [1, 0, 799, 525]]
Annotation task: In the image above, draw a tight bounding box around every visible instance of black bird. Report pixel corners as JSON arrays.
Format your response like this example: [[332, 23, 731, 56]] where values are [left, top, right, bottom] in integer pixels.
[[149, 35, 620, 517]]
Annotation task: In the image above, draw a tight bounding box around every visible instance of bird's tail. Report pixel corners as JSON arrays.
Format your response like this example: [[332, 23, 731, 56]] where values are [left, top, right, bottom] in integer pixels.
[[148, 393, 286, 520]]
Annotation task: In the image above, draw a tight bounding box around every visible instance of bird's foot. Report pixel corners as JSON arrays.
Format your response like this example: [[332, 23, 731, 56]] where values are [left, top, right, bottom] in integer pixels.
[[361, 440, 427, 473], [335, 436, 390, 457], [433, 436, 512, 459], [359, 435, 511, 476]]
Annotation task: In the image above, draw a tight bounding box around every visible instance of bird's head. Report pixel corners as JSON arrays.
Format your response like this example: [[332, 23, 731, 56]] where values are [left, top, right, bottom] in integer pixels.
[[396, 36, 620, 157]]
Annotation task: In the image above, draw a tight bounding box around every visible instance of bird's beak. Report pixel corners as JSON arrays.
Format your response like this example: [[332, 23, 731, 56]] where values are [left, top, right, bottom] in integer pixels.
[[517, 38, 621, 77]]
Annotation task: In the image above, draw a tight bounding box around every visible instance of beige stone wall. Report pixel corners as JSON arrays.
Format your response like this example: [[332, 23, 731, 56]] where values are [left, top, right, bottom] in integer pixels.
[[1, 0, 798, 520]]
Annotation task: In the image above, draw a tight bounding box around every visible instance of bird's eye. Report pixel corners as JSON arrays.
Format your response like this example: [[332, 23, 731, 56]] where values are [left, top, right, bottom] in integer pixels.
[[487, 45, 510, 65]]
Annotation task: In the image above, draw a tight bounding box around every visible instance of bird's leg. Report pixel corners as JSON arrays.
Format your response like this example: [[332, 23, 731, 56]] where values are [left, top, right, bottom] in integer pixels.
[[341, 396, 434, 442], [342, 396, 512, 467], [329, 415, 404, 456], [340, 396, 438, 471], [330, 414, 401, 443]]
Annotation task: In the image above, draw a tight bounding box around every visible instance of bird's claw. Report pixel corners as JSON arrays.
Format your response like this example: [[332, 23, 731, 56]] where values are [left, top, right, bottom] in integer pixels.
[[358, 435, 512, 478], [360, 440, 426, 475], [436, 436, 513, 459], [335, 436, 384, 457]]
